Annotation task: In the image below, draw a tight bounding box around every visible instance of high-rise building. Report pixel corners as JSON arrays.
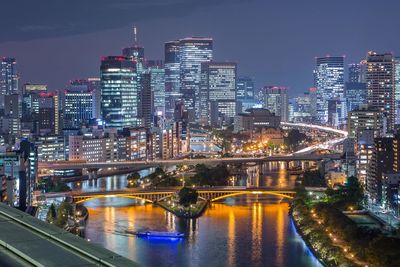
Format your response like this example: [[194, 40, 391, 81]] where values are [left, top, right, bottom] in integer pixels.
[[140, 72, 153, 129], [348, 63, 361, 83], [100, 56, 140, 129], [38, 92, 59, 135], [164, 41, 181, 119], [263, 86, 289, 122], [345, 82, 367, 112], [68, 78, 101, 119], [179, 37, 213, 121], [394, 57, 400, 125], [0, 58, 19, 109], [236, 76, 255, 100], [314, 56, 345, 126], [149, 68, 165, 117], [366, 51, 395, 131], [22, 84, 47, 94], [200, 62, 237, 126], [122, 26, 144, 64], [63, 89, 95, 128]]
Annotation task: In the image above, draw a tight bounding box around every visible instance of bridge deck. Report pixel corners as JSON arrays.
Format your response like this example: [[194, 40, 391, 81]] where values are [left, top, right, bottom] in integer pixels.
[[0, 203, 138, 267]]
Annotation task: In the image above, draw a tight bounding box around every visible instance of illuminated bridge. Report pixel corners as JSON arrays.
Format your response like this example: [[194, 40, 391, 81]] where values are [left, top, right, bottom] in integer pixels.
[[0, 203, 137, 267], [45, 187, 296, 204]]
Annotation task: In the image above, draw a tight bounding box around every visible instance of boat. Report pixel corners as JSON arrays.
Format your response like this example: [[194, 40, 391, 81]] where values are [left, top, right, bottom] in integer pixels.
[[126, 230, 186, 238]]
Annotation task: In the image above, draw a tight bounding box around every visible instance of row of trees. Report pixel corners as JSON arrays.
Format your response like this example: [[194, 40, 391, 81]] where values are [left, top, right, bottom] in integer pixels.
[[46, 202, 74, 228], [294, 175, 400, 267], [127, 164, 232, 188]]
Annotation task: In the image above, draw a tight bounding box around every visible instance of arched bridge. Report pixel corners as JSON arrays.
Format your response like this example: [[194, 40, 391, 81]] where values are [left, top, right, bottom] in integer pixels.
[[46, 187, 296, 204]]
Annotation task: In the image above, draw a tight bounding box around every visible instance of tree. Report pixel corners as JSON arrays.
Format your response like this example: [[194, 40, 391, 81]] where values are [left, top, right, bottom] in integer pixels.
[[55, 202, 74, 227], [46, 204, 57, 224], [127, 172, 141, 188], [284, 129, 307, 148], [178, 187, 198, 207]]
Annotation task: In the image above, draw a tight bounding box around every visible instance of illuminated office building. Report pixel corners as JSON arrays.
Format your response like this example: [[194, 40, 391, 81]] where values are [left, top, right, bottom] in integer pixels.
[[200, 62, 237, 126], [100, 56, 140, 129], [68, 78, 101, 119], [0, 58, 19, 109], [236, 76, 255, 100], [164, 41, 181, 119], [264, 86, 289, 122], [314, 56, 345, 126], [63, 89, 95, 128], [179, 37, 213, 121]]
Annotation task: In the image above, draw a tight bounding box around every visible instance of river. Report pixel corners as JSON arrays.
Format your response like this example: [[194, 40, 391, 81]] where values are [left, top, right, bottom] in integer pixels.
[[69, 162, 322, 267]]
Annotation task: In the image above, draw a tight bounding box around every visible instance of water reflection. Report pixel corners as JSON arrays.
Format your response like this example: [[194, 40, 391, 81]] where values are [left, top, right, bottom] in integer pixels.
[[84, 197, 322, 267]]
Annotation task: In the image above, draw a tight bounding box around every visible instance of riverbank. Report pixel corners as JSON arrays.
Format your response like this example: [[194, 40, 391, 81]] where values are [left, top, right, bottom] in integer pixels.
[[156, 200, 208, 218], [290, 201, 359, 267]]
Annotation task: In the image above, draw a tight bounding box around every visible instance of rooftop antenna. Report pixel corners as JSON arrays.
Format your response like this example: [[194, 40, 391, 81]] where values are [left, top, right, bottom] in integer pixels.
[[133, 25, 138, 46]]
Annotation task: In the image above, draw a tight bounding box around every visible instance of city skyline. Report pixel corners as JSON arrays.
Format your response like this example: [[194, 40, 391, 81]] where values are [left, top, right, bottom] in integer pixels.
[[2, 0, 400, 95]]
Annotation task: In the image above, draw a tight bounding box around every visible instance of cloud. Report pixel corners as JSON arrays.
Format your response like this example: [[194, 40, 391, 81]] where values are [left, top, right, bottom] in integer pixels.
[[0, 0, 239, 43]]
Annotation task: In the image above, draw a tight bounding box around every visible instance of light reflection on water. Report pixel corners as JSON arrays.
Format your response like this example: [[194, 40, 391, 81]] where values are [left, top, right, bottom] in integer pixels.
[[84, 197, 323, 267], [76, 162, 321, 266]]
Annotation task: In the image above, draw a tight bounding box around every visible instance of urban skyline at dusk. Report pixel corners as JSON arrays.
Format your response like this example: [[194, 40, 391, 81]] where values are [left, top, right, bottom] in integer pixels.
[[2, 0, 400, 94]]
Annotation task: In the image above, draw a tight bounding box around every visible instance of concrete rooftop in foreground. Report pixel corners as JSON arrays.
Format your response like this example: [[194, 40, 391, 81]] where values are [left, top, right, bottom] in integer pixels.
[[0, 203, 138, 267]]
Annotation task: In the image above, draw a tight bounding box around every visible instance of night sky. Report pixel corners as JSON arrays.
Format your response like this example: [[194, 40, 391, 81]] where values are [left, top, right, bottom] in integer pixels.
[[1, 0, 399, 96]]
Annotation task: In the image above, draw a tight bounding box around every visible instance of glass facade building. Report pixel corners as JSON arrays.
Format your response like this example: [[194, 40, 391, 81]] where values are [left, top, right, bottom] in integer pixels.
[[0, 58, 19, 109], [314, 56, 345, 126], [100, 56, 141, 129], [179, 37, 213, 121], [200, 62, 236, 126], [164, 41, 181, 119]]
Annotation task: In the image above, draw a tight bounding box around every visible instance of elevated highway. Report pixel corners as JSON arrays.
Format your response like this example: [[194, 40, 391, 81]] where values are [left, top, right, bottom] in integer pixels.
[[39, 153, 342, 170]]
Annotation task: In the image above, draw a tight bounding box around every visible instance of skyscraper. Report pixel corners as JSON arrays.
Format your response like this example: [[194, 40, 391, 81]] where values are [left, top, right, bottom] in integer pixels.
[[394, 57, 400, 125], [263, 86, 289, 122], [366, 51, 395, 131], [100, 56, 140, 129], [63, 89, 95, 128], [348, 63, 361, 83], [68, 78, 101, 119], [314, 56, 345, 126], [200, 62, 237, 126], [236, 76, 255, 100], [149, 68, 165, 117], [122, 26, 144, 64], [164, 41, 181, 119], [179, 37, 213, 121], [0, 58, 19, 109]]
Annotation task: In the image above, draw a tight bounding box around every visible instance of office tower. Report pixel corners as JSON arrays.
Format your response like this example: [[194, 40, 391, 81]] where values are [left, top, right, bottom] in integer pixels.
[[140, 72, 153, 129], [63, 89, 95, 128], [100, 56, 140, 129], [68, 78, 101, 119], [200, 62, 237, 126], [366, 51, 395, 131], [149, 68, 165, 117], [345, 82, 367, 112], [0, 58, 19, 109], [308, 87, 317, 119], [38, 92, 59, 135], [348, 63, 361, 83], [179, 37, 213, 121], [263, 86, 289, 122], [164, 41, 181, 119], [122, 26, 144, 64], [314, 56, 345, 126], [292, 92, 313, 123], [0, 94, 21, 139], [236, 76, 255, 100]]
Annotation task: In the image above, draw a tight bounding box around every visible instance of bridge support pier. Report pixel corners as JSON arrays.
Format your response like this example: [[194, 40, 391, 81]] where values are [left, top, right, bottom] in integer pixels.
[[87, 168, 99, 180]]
